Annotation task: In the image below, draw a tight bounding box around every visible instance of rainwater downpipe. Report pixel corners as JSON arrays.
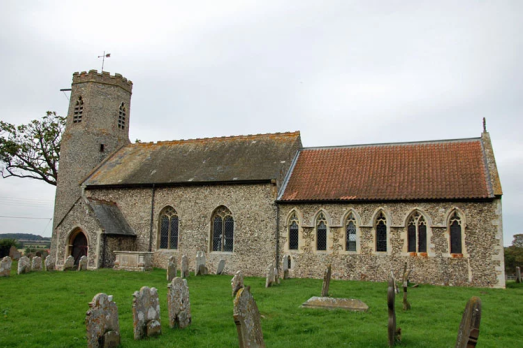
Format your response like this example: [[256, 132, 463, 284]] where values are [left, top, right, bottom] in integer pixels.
[[275, 203, 280, 272], [149, 184, 156, 252]]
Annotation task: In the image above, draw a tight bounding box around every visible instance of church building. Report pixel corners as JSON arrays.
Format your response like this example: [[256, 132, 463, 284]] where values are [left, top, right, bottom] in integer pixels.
[[50, 70, 505, 288]]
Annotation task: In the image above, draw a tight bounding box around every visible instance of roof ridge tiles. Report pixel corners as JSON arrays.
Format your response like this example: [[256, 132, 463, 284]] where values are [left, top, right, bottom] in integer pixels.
[[302, 137, 482, 151], [132, 131, 300, 146]]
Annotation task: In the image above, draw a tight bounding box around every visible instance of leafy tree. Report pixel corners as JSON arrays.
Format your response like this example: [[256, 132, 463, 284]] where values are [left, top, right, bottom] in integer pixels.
[[505, 234, 523, 275], [0, 238, 18, 257], [0, 111, 65, 186]]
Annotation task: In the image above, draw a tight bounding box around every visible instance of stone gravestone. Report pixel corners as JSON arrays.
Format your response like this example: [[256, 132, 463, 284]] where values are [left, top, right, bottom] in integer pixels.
[[216, 259, 226, 275], [17, 256, 31, 274], [32, 256, 43, 271], [45, 255, 55, 271], [402, 263, 411, 310], [132, 286, 161, 340], [265, 264, 276, 288], [167, 256, 177, 282], [78, 256, 88, 271], [232, 270, 244, 297], [321, 264, 332, 297], [9, 246, 21, 261], [195, 251, 208, 276], [516, 266, 521, 284], [387, 275, 399, 347], [274, 266, 280, 285], [455, 296, 482, 348], [181, 255, 189, 278], [233, 287, 265, 348], [85, 293, 120, 348], [63, 255, 75, 271], [167, 277, 192, 329], [282, 255, 290, 280], [0, 256, 12, 277]]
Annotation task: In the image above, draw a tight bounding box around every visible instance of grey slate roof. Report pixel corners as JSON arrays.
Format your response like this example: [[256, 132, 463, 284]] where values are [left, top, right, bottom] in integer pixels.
[[87, 198, 136, 236], [84, 132, 302, 187]]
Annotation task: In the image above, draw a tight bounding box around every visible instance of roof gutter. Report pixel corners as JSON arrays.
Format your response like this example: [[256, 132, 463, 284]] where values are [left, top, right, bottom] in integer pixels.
[[85, 179, 274, 190]]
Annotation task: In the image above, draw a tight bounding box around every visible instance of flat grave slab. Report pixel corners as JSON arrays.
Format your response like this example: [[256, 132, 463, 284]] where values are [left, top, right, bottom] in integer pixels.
[[301, 297, 369, 312]]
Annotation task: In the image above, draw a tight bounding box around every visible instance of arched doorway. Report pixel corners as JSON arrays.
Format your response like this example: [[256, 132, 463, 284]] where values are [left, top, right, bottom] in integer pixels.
[[69, 229, 88, 265]]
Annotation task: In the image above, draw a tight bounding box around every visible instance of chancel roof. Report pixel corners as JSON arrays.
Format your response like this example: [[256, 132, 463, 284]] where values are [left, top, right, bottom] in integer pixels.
[[87, 198, 135, 236], [84, 132, 301, 187], [279, 137, 498, 202]]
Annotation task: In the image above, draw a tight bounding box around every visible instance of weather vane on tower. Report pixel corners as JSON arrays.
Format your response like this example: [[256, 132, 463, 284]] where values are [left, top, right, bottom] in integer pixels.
[[98, 51, 111, 72]]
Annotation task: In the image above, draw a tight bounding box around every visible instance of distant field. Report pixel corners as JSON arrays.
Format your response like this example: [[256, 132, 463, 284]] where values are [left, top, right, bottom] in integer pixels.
[[0, 264, 521, 348]]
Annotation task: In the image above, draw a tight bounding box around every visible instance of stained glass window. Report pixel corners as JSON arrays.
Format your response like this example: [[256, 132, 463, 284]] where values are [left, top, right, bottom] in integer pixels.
[[346, 213, 357, 252], [158, 207, 179, 249], [316, 213, 327, 251], [376, 212, 387, 252], [407, 213, 427, 253], [450, 212, 462, 254], [289, 212, 299, 250], [212, 206, 234, 252]]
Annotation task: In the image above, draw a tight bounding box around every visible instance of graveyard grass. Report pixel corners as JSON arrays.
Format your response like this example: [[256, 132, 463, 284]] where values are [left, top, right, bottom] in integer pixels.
[[1, 264, 522, 348]]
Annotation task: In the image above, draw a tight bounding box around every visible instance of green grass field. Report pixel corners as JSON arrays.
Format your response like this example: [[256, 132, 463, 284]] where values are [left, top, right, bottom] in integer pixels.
[[0, 264, 522, 348]]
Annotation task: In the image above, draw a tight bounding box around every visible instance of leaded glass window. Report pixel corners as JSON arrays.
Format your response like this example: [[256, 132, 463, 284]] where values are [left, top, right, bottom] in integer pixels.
[[407, 212, 427, 253], [316, 212, 327, 251], [346, 212, 357, 252], [159, 207, 179, 249], [73, 96, 83, 123], [450, 212, 462, 254], [212, 206, 234, 252], [118, 102, 126, 130], [376, 212, 387, 252], [288, 212, 299, 250]]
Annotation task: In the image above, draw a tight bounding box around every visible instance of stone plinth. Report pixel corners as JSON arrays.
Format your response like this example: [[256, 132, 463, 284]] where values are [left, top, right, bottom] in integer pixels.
[[113, 251, 153, 271], [301, 297, 369, 312]]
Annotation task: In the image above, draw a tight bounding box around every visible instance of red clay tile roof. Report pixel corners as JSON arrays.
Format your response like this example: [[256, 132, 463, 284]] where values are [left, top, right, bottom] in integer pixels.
[[279, 138, 494, 201]]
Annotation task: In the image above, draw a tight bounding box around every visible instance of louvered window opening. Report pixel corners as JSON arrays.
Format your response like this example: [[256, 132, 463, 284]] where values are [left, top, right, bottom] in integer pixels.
[[159, 207, 179, 249], [450, 213, 462, 254], [118, 103, 126, 129], [73, 97, 83, 123], [316, 213, 327, 251], [212, 207, 234, 252], [346, 214, 357, 251], [376, 212, 387, 252], [289, 216, 299, 250], [407, 214, 427, 253]]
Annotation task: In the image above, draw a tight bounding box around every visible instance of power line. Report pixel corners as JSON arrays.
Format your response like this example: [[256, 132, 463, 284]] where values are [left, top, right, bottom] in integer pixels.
[[0, 215, 52, 220]]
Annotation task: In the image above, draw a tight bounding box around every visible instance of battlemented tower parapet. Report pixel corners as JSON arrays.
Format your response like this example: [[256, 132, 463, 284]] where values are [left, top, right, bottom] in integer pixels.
[[73, 70, 133, 94]]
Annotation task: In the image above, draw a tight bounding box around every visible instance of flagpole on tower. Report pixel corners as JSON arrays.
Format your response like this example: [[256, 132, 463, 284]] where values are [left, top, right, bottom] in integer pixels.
[[98, 51, 111, 72]]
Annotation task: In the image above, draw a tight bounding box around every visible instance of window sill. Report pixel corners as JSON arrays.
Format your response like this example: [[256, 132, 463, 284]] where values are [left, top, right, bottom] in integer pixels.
[[451, 253, 463, 259], [210, 251, 234, 255]]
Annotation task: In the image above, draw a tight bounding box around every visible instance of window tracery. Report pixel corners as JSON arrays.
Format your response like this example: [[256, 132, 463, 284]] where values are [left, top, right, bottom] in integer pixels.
[[73, 96, 83, 123], [212, 206, 234, 252], [288, 212, 299, 250], [345, 212, 357, 252], [407, 212, 427, 253], [375, 211, 387, 252], [159, 206, 179, 249], [316, 212, 327, 251], [449, 211, 462, 254], [118, 102, 126, 130]]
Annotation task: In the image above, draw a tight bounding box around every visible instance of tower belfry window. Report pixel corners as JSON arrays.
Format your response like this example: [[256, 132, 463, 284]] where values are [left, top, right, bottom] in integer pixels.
[[118, 102, 126, 130], [73, 96, 83, 123]]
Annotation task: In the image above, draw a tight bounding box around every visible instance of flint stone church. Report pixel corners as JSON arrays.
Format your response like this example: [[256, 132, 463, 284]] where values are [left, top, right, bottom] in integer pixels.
[[50, 70, 505, 288]]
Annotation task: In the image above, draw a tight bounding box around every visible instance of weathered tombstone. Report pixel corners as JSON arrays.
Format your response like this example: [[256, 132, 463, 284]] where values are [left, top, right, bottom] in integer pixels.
[[282, 255, 290, 279], [9, 246, 20, 261], [195, 251, 208, 276], [321, 264, 332, 297], [265, 264, 276, 288], [387, 275, 400, 347], [167, 277, 192, 329], [31, 256, 43, 271], [232, 270, 244, 297], [216, 259, 226, 275], [85, 293, 120, 348], [274, 267, 280, 284], [45, 255, 55, 271], [516, 266, 521, 284], [181, 255, 189, 278], [167, 256, 177, 282], [17, 256, 31, 274], [402, 263, 411, 310], [78, 256, 88, 271], [455, 297, 482, 348], [0, 256, 12, 277], [63, 255, 75, 271], [132, 286, 161, 340], [233, 287, 265, 348]]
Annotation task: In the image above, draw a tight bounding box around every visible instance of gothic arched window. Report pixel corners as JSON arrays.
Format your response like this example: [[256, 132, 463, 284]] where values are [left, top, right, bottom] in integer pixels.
[[407, 212, 427, 253], [375, 211, 387, 252], [118, 102, 126, 130], [212, 206, 234, 252], [159, 207, 179, 249], [73, 96, 83, 123], [288, 212, 299, 250], [449, 212, 462, 254], [346, 212, 357, 252], [316, 212, 327, 251]]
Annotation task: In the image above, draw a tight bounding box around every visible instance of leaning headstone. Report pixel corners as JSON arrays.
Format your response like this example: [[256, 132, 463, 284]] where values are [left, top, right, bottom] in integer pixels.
[[196, 251, 208, 276], [167, 277, 192, 329], [167, 256, 177, 282], [45, 255, 55, 271], [0, 256, 12, 277], [32, 256, 43, 271], [216, 259, 226, 275], [9, 246, 21, 261], [63, 255, 75, 271], [321, 264, 332, 297], [282, 255, 290, 279], [132, 286, 161, 340], [17, 256, 31, 274], [85, 293, 120, 348], [265, 264, 276, 288], [387, 275, 399, 347], [232, 270, 244, 297], [455, 296, 482, 348], [402, 263, 411, 311], [233, 287, 265, 348], [274, 267, 280, 284], [516, 267, 521, 284], [78, 256, 88, 271], [181, 255, 189, 278]]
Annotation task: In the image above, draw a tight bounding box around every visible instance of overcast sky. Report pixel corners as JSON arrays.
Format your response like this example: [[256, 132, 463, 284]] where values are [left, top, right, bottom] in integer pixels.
[[0, 1, 521, 246]]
